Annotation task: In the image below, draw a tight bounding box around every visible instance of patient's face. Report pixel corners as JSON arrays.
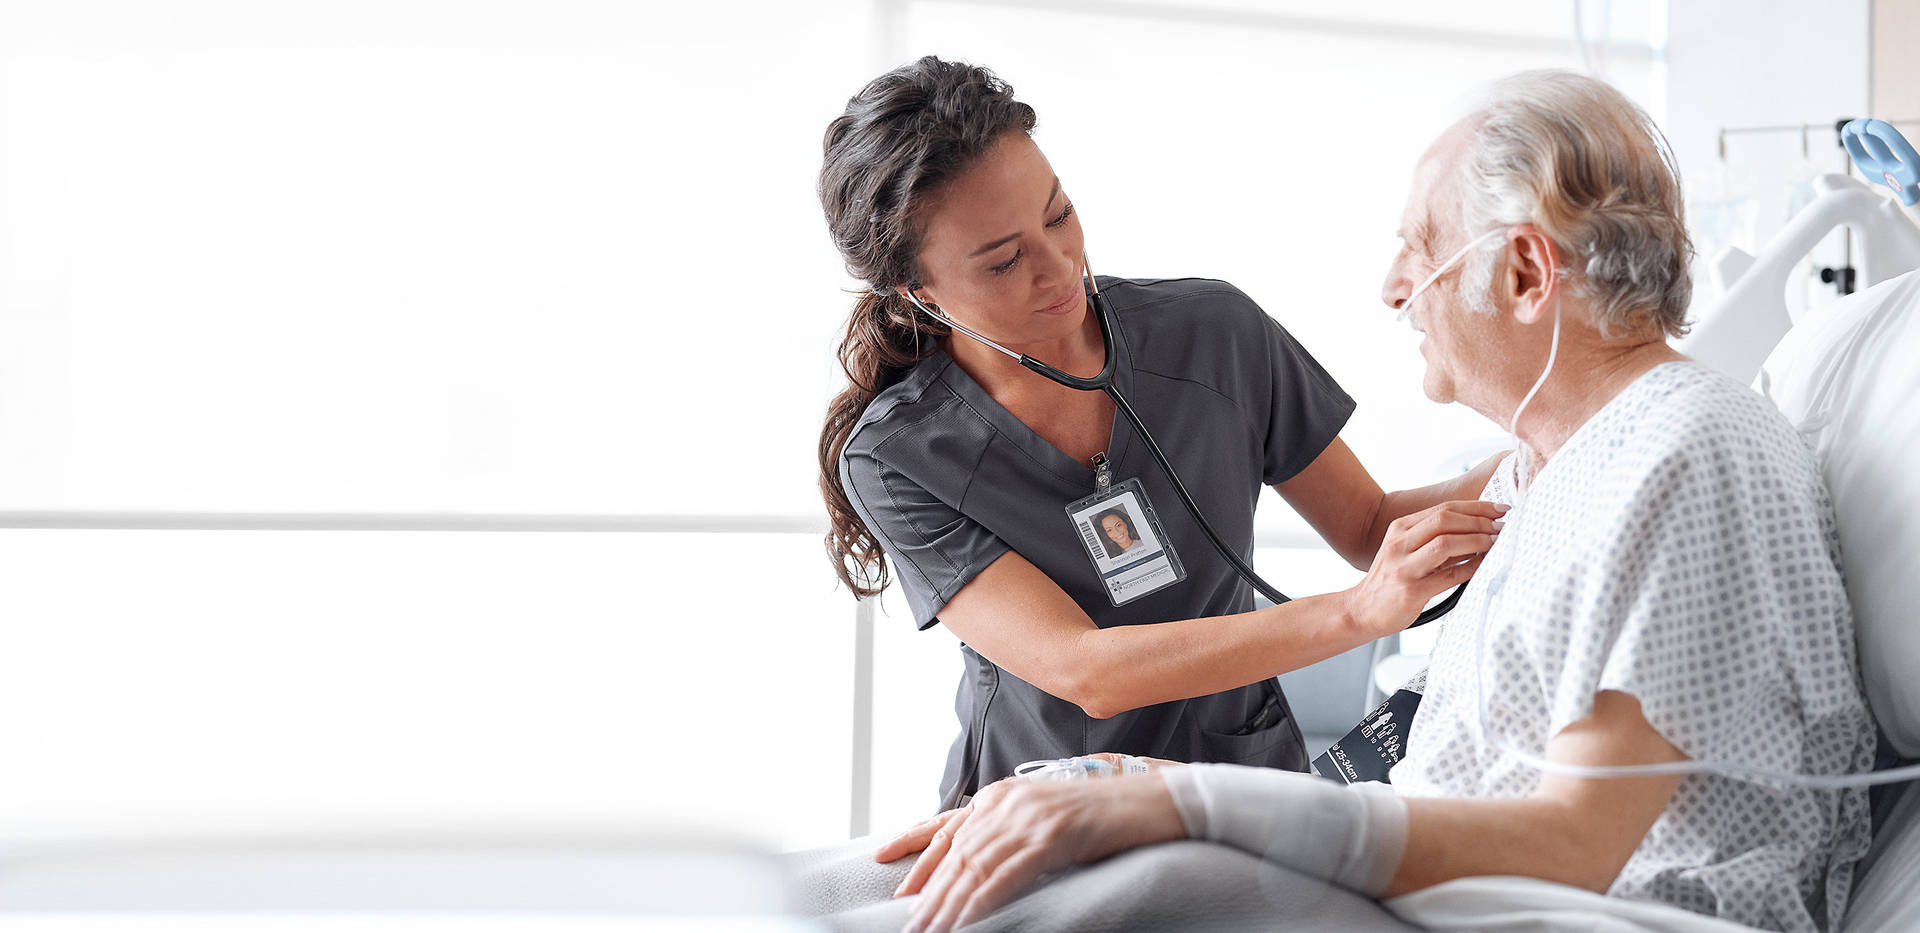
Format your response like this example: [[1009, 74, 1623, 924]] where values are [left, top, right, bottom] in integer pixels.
[[1382, 121, 1510, 411]]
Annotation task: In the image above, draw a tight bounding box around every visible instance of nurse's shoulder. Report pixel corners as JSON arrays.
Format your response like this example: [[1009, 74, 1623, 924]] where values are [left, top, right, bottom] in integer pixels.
[[1098, 275, 1298, 395], [838, 352, 993, 501], [1097, 275, 1273, 339]]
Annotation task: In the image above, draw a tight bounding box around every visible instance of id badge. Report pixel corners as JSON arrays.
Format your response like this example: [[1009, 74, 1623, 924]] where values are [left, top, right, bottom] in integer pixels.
[[1065, 476, 1187, 607]]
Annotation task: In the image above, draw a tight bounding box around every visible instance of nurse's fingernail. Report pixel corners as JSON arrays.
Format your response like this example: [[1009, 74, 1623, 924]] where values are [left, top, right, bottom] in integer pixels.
[[1492, 519, 1505, 529], [1494, 503, 1512, 513]]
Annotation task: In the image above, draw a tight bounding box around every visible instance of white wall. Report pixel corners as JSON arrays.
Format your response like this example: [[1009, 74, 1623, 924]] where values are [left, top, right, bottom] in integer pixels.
[[1873, 0, 1920, 119]]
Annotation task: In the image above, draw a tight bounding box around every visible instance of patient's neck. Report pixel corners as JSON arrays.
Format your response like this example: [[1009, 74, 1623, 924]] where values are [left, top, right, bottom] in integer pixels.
[[1508, 336, 1684, 470]]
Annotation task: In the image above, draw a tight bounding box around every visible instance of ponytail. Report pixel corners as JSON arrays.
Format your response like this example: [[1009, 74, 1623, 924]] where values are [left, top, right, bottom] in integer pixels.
[[818, 291, 947, 595]]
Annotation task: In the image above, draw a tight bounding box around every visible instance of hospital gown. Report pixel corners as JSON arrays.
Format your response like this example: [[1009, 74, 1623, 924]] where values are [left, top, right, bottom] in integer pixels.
[[1389, 361, 1876, 932]]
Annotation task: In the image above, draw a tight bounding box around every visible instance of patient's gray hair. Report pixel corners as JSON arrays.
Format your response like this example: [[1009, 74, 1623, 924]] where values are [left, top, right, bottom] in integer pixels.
[[1458, 70, 1693, 338]]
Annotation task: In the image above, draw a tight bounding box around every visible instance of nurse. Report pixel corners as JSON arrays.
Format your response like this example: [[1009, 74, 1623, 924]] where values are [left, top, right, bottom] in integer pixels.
[[816, 56, 1502, 813]]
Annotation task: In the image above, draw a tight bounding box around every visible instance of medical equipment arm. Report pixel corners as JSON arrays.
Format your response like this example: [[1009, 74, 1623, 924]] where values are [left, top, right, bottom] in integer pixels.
[[939, 502, 1497, 720]]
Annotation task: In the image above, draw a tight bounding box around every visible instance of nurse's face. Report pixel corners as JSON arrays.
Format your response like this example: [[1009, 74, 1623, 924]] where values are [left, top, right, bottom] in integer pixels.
[[1101, 514, 1133, 549], [907, 132, 1087, 350], [1380, 121, 1510, 409]]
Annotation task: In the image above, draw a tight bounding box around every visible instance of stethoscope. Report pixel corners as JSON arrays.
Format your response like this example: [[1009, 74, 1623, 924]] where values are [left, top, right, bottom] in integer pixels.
[[904, 264, 1463, 628]]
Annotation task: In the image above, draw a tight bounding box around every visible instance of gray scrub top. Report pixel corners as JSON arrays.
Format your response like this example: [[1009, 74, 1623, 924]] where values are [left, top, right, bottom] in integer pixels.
[[840, 276, 1356, 811]]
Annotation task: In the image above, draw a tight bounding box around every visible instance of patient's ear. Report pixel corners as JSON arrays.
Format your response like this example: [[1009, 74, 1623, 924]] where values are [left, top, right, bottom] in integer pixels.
[[1503, 224, 1561, 326]]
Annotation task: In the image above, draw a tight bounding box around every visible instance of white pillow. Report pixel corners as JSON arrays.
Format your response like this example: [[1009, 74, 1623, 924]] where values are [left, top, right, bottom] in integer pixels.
[[1758, 269, 1920, 757]]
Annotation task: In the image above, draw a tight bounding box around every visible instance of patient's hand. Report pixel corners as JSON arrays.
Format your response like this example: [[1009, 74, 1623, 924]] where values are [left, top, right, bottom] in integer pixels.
[[875, 775, 1011, 872], [873, 755, 1182, 872], [898, 774, 1186, 933]]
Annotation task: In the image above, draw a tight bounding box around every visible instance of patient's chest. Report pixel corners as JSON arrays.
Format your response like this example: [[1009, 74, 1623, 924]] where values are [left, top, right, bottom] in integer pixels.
[[1389, 448, 1620, 800], [1394, 478, 1556, 798]]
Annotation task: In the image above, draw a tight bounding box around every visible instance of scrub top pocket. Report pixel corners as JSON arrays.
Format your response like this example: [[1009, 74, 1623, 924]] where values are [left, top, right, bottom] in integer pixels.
[[1197, 686, 1308, 768]]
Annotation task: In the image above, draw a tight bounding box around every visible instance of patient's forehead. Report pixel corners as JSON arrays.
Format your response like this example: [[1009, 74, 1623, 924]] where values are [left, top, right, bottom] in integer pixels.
[[1404, 118, 1476, 249]]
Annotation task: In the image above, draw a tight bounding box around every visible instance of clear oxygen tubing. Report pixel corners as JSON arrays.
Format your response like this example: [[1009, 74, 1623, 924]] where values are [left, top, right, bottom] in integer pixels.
[[1398, 229, 1508, 323], [1465, 255, 1919, 789], [900, 258, 1467, 627], [1503, 269, 1563, 505]]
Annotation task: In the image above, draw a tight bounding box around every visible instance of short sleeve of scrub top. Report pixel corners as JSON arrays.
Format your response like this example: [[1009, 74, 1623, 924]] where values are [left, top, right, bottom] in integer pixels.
[[841, 424, 1013, 631], [839, 276, 1354, 808], [1257, 307, 1357, 485]]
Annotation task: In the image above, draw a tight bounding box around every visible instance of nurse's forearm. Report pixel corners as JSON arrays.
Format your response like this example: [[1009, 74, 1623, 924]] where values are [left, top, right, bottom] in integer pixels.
[[942, 551, 1383, 721], [1076, 591, 1369, 718], [1365, 453, 1503, 560]]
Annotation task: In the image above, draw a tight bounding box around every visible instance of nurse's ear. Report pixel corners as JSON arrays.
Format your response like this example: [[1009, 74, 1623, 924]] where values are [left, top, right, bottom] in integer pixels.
[[898, 282, 947, 318], [1501, 224, 1563, 326]]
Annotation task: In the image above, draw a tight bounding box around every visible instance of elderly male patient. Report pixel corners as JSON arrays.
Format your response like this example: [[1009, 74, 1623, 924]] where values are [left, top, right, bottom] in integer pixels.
[[843, 70, 1878, 933]]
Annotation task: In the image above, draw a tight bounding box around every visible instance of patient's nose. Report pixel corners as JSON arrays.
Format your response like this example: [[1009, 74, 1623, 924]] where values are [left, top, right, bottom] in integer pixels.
[[1381, 263, 1413, 311]]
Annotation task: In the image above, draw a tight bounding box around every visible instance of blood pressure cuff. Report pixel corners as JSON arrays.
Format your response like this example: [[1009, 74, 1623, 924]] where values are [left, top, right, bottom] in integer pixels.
[[1313, 689, 1422, 785]]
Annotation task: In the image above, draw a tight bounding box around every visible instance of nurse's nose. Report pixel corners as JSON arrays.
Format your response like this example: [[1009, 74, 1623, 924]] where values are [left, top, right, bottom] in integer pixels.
[[1036, 241, 1077, 289]]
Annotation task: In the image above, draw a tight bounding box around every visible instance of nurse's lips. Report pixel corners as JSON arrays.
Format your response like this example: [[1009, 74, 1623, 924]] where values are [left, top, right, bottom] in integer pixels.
[[1036, 291, 1080, 314]]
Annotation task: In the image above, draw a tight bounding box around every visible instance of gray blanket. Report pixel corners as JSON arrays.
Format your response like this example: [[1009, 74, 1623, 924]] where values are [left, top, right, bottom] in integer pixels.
[[785, 835, 1419, 933]]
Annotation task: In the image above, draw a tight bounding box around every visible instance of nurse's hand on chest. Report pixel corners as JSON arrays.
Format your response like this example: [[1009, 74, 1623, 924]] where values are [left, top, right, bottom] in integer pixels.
[[1341, 499, 1507, 641]]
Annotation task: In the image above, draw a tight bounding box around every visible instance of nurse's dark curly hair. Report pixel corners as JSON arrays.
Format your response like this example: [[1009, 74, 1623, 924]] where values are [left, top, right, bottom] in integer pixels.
[[817, 56, 1037, 597]]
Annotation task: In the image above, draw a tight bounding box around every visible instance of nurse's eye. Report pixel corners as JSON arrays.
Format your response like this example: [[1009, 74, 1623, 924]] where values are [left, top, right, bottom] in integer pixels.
[[989, 250, 1021, 276], [1048, 202, 1074, 227]]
